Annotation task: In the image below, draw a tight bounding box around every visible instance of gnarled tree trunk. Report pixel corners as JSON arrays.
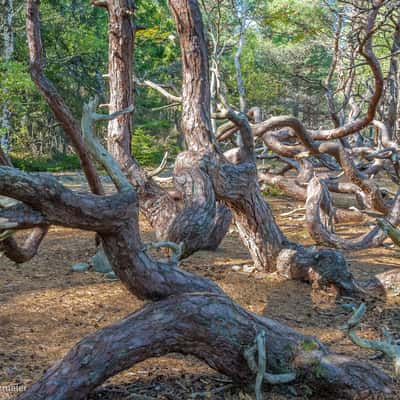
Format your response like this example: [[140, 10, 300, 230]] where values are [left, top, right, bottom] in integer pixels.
[[8, 2, 392, 400], [0, 164, 390, 400], [167, 0, 357, 293], [95, 0, 231, 257], [15, 294, 391, 400]]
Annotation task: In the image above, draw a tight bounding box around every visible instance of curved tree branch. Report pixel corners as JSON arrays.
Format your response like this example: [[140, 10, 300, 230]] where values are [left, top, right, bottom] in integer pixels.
[[16, 294, 392, 400], [26, 0, 103, 195]]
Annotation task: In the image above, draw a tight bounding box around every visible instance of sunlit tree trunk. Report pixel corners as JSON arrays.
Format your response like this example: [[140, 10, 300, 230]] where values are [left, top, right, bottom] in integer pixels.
[[234, 0, 248, 113], [383, 16, 400, 140], [12, 2, 393, 399], [0, 0, 14, 153], [95, 0, 231, 257], [104, 0, 135, 167]]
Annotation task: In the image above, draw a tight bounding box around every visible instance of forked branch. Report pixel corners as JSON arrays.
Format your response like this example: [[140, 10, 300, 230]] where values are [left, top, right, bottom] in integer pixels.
[[81, 96, 134, 192], [148, 152, 169, 178], [26, 0, 103, 195]]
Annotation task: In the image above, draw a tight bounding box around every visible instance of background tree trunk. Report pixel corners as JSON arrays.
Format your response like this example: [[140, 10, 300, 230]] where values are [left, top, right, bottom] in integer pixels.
[[0, 0, 14, 153], [105, 0, 135, 168], [383, 16, 400, 139], [10, 2, 395, 399]]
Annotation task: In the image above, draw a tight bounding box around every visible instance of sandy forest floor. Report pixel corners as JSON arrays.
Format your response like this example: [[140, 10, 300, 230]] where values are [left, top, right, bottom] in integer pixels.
[[1, 173, 400, 400]]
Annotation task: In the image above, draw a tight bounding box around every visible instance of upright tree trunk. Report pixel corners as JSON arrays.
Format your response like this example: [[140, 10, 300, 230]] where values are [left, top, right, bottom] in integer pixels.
[[169, 0, 280, 268], [383, 16, 400, 139], [170, 0, 214, 152], [13, 2, 392, 399], [167, 0, 357, 293], [96, 0, 230, 257], [105, 0, 135, 167], [1, 0, 14, 153]]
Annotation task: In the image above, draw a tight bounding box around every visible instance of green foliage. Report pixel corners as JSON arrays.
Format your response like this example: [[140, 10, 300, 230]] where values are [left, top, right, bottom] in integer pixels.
[[10, 153, 81, 172], [262, 184, 283, 197], [2, 0, 108, 156], [131, 128, 166, 166], [3, 0, 396, 167], [301, 339, 319, 352], [133, 0, 180, 138], [219, 0, 333, 125], [0, 60, 35, 102], [261, 0, 331, 44]]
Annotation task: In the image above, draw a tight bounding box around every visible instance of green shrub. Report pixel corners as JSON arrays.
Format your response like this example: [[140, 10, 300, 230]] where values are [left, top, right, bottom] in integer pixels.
[[10, 153, 81, 172], [131, 128, 166, 166], [10, 128, 176, 171]]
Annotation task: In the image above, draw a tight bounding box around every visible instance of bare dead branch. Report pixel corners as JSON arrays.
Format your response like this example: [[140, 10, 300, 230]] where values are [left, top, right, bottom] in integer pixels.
[[81, 97, 134, 192], [305, 177, 400, 249], [152, 176, 174, 184], [244, 330, 296, 400], [147, 152, 169, 178], [345, 303, 400, 376], [137, 79, 182, 103], [215, 106, 254, 162]]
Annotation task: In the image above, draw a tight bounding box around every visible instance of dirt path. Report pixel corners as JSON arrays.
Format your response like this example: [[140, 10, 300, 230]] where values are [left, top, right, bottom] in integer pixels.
[[0, 174, 399, 399]]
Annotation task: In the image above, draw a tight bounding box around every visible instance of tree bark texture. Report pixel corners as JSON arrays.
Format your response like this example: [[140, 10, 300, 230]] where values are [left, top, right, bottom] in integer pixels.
[[0, 136, 48, 262], [0, 165, 391, 400], [105, 0, 135, 168], [10, 1, 393, 399], [167, 0, 359, 293], [0, 0, 14, 153], [16, 294, 391, 400]]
